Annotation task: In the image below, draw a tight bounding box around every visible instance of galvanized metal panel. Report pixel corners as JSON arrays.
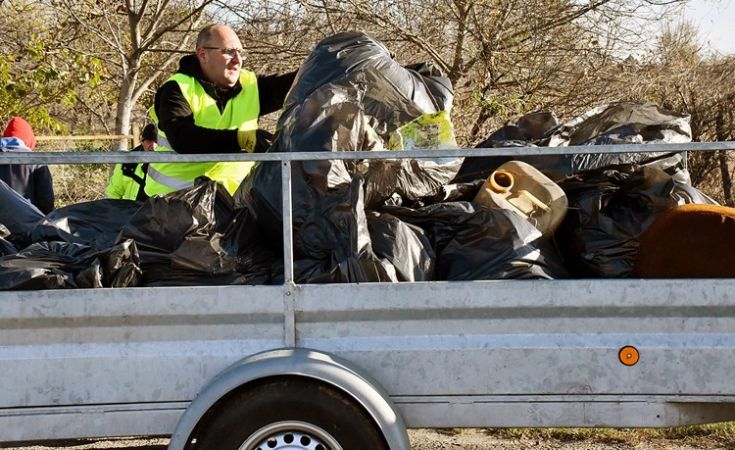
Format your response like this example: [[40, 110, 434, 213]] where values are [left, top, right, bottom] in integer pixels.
[[0, 403, 185, 442], [395, 399, 735, 427], [294, 280, 735, 397], [0, 286, 284, 408], [0, 278, 734, 438]]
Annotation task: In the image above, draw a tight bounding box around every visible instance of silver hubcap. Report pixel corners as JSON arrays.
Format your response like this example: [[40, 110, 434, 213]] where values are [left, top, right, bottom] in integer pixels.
[[238, 420, 343, 450]]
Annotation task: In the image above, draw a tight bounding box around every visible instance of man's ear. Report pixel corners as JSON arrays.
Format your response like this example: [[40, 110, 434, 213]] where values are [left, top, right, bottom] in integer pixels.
[[196, 48, 207, 64]]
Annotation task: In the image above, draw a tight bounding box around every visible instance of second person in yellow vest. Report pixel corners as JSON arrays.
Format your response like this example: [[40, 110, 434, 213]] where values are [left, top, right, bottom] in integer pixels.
[[147, 24, 296, 196]]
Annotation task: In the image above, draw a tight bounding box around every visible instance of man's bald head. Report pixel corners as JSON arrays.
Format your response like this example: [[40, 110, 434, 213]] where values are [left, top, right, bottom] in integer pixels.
[[195, 24, 244, 88], [196, 24, 231, 50]]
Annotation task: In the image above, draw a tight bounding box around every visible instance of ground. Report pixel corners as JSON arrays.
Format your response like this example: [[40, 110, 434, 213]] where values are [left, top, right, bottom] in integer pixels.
[[3, 428, 735, 450]]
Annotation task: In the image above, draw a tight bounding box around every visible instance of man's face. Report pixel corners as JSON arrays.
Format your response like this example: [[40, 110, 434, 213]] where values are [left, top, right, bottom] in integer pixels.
[[196, 26, 244, 88], [142, 139, 156, 151]]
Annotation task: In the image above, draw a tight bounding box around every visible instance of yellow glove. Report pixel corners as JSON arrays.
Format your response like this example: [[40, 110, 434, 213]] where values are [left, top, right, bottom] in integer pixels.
[[237, 129, 256, 152]]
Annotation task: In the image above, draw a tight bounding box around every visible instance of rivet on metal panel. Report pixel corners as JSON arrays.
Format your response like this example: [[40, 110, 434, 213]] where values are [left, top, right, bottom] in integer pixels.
[[618, 346, 640, 366]]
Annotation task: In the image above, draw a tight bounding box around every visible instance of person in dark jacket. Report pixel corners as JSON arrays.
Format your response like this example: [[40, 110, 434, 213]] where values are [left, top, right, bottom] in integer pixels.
[[146, 23, 297, 195], [105, 123, 157, 201], [0, 117, 54, 214]]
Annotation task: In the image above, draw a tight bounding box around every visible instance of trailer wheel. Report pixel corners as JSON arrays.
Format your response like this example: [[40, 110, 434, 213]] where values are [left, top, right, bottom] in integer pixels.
[[193, 377, 389, 450]]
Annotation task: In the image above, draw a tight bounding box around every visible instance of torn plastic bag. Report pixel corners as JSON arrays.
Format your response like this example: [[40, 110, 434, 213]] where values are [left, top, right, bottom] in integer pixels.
[[0, 239, 141, 290], [381, 202, 568, 280], [455, 103, 691, 183], [0, 224, 18, 256], [367, 211, 435, 281], [31, 199, 142, 249], [293, 177, 397, 283], [365, 111, 462, 206], [555, 164, 716, 278], [0, 179, 44, 246]]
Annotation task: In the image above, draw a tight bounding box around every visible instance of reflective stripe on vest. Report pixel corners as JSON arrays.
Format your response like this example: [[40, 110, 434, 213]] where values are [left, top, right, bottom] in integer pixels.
[[147, 165, 194, 191], [145, 69, 259, 196], [156, 134, 172, 150]]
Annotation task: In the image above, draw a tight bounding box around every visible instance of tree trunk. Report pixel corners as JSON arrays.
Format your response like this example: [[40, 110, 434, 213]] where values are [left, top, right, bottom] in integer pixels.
[[113, 69, 138, 151], [715, 107, 734, 207], [718, 150, 733, 206]]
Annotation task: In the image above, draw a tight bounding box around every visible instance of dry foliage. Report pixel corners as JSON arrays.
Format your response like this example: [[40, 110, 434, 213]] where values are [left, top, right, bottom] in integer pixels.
[[4, 0, 734, 203]]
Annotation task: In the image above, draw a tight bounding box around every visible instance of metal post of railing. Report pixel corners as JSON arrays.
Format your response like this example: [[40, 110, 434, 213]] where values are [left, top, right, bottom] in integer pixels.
[[281, 160, 296, 347], [281, 160, 295, 285]]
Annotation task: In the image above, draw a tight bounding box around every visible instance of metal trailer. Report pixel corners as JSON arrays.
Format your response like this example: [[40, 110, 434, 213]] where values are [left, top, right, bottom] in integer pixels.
[[1, 143, 735, 450]]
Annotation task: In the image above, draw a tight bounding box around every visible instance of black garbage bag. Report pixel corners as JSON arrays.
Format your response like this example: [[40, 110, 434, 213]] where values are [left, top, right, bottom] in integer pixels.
[[363, 152, 464, 207], [140, 266, 266, 287], [0, 179, 45, 246], [367, 211, 435, 281], [398, 180, 484, 209], [0, 239, 141, 290], [119, 180, 235, 283], [555, 164, 716, 278], [486, 111, 560, 143], [220, 205, 284, 285], [237, 31, 460, 249], [293, 177, 397, 283], [119, 179, 276, 286], [381, 202, 568, 280], [0, 224, 18, 256], [455, 102, 692, 183], [285, 32, 453, 124], [119, 180, 229, 255], [545, 102, 692, 147], [31, 199, 142, 249]]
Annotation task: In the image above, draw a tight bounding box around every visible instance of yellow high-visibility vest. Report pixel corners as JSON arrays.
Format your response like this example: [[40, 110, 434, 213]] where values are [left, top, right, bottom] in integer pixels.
[[105, 162, 146, 201], [146, 70, 259, 196]]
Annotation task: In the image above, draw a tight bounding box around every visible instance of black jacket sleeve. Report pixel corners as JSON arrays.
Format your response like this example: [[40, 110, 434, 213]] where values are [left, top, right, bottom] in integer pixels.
[[32, 165, 54, 214], [257, 71, 298, 115], [154, 81, 241, 154]]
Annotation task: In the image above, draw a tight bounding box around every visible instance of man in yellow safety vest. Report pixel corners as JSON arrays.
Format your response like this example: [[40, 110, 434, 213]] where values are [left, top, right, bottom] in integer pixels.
[[147, 24, 296, 196], [105, 123, 157, 201]]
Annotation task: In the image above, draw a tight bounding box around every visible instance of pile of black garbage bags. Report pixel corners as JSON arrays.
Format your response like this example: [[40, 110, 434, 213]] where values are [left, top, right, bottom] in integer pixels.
[[0, 32, 715, 289]]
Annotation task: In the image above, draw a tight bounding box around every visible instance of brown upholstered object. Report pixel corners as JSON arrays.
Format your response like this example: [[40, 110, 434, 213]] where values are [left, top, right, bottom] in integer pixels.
[[634, 204, 735, 278]]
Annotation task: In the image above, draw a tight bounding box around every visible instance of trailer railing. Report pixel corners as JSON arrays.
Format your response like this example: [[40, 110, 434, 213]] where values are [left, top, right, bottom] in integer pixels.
[[3, 142, 735, 294]]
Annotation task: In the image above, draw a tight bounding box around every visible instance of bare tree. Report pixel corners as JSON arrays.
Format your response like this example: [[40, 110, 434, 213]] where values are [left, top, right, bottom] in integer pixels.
[[282, 0, 691, 144], [627, 23, 735, 204], [52, 0, 220, 149]]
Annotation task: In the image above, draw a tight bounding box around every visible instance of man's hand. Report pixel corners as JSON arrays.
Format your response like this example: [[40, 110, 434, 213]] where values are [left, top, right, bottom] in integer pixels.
[[238, 129, 274, 153], [237, 129, 256, 152], [254, 129, 274, 152]]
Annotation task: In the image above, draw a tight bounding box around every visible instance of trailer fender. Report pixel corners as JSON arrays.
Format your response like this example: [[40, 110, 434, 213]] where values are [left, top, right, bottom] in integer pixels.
[[167, 347, 410, 450]]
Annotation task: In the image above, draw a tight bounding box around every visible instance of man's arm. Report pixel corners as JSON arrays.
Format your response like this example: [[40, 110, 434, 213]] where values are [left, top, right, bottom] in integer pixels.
[[258, 71, 298, 116], [154, 81, 241, 154]]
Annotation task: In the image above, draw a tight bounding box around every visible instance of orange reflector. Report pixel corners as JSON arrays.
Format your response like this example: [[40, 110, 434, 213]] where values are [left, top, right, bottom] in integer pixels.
[[619, 346, 639, 366]]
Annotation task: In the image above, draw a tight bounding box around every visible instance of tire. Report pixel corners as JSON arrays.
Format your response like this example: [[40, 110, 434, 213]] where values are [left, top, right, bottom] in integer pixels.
[[193, 377, 390, 450]]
